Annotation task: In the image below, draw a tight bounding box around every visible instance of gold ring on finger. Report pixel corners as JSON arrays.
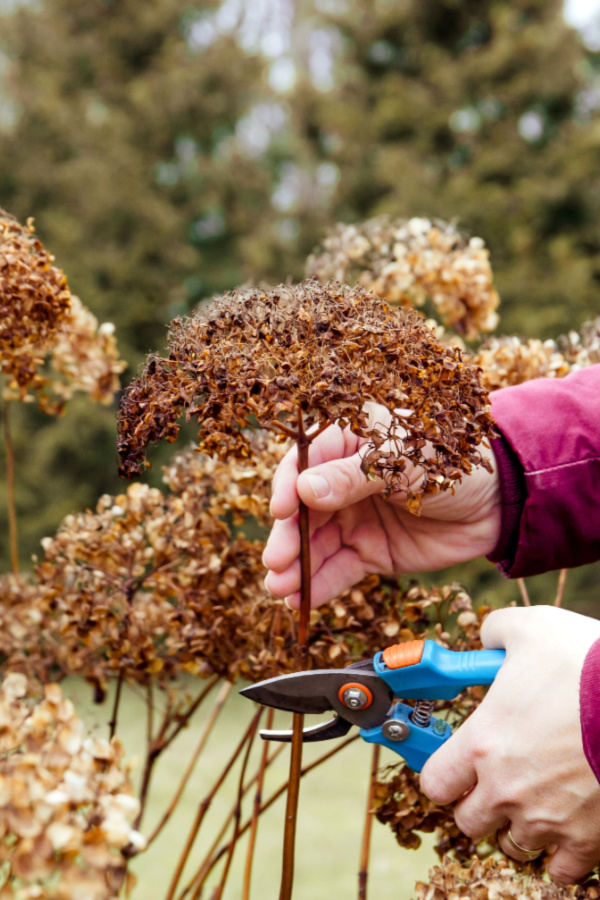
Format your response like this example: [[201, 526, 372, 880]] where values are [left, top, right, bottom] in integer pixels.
[[501, 826, 546, 861]]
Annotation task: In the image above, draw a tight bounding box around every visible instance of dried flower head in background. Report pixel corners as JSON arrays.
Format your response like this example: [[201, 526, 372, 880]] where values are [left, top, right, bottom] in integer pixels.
[[0, 209, 71, 408], [0, 208, 125, 412], [414, 857, 600, 900], [474, 335, 572, 390], [474, 316, 600, 391], [118, 279, 493, 513], [0, 672, 142, 900], [306, 217, 499, 339], [162, 432, 287, 528], [0, 442, 484, 693], [48, 295, 126, 406]]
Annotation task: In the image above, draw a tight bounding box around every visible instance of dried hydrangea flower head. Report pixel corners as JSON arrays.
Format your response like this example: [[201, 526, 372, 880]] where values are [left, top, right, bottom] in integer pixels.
[[0, 673, 143, 900], [48, 295, 126, 406], [474, 316, 600, 391], [162, 432, 287, 528], [474, 336, 573, 390], [0, 208, 71, 407], [414, 856, 599, 899], [306, 217, 500, 339], [0, 443, 469, 688], [0, 208, 125, 412], [118, 279, 493, 513]]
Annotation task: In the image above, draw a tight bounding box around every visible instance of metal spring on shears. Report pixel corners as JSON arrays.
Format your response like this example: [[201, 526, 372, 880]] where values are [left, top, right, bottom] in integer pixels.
[[410, 699, 434, 728]]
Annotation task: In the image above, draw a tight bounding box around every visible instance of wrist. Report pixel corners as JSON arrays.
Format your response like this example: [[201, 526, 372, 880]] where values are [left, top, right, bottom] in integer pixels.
[[486, 432, 526, 574]]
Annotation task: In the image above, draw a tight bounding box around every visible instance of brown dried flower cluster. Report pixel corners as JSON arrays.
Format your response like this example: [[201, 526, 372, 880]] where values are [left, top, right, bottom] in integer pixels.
[[0, 672, 143, 900], [0, 209, 71, 408], [306, 217, 500, 339], [47, 295, 126, 406], [0, 208, 125, 411], [474, 317, 600, 391], [161, 433, 287, 528], [415, 857, 600, 900], [118, 279, 493, 513], [0, 439, 483, 695]]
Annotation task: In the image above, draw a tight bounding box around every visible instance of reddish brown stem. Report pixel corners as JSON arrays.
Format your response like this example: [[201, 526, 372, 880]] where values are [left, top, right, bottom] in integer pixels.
[[517, 577, 531, 607], [184, 735, 360, 896], [278, 409, 313, 900], [197, 710, 261, 900], [134, 676, 220, 834], [164, 676, 221, 747], [165, 712, 260, 900], [271, 420, 299, 440], [3, 401, 19, 574], [108, 669, 125, 741], [146, 681, 232, 846], [242, 708, 274, 899], [186, 743, 286, 899], [554, 569, 568, 608], [358, 744, 380, 900], [296, 410, 312, 665]]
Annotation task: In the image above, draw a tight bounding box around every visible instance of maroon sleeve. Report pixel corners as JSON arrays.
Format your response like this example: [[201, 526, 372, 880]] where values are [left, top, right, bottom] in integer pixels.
[[580, 638, 600, 785], [486, 364, 600, 578]]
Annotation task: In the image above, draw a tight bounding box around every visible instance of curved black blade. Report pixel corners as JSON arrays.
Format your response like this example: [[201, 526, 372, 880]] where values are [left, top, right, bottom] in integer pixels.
[[240, 668, 392, 731], [260, 715, 353, 743]]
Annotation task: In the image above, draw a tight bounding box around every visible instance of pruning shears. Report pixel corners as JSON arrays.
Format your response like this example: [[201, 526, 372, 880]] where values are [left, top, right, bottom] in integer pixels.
[[240, 640, 505, 772]]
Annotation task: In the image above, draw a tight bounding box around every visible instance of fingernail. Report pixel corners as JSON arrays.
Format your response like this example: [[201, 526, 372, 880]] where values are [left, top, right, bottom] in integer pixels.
[[304, 473, 330, 499]]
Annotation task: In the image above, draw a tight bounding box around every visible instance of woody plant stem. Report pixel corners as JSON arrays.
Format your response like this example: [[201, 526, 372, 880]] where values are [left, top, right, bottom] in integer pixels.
[[3, 401, 19, 573], [278, 409, 313, 900], [358, 745, 380, 900]]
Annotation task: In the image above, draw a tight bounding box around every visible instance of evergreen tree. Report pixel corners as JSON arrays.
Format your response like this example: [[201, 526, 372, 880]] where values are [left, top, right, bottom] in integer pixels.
[[300, 0, 600, 338]]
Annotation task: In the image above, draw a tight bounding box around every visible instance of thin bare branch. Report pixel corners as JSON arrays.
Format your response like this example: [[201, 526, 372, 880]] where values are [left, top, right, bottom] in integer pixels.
[[165, 711, 261, 900], [146, 681, 232, 847], [517, 578, 530, 607], [554, 568, 568, 608], [242, 708, 274, 900], [358, 744, 380, 900], [108, 669, 125, 741], [3, 401, 19, 574]]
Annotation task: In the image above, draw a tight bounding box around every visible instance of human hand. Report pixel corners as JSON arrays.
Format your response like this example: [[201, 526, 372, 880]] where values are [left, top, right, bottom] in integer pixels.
[[263, 402, 500, 608], [420, 606, 600, 884]]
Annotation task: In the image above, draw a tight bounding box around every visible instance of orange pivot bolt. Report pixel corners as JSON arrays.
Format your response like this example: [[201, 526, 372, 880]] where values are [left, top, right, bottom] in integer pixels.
[[338, 682, 373, 710]]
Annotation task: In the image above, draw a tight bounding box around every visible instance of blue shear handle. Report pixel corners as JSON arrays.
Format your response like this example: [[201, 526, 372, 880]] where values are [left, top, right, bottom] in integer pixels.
[[360, 702, 451, 773], [374, 641, 505, 700]]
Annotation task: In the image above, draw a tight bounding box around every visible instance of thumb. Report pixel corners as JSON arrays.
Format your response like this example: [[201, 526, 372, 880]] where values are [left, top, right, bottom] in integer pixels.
[[296, 454, 384, 511]]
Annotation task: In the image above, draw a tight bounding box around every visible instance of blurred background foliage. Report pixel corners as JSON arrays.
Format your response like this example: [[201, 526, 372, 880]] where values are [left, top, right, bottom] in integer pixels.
[[0, 0, 599, 609]]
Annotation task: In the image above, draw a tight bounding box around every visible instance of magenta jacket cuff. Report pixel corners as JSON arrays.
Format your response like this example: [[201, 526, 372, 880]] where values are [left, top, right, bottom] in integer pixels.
[[486, 365, 600, 577]]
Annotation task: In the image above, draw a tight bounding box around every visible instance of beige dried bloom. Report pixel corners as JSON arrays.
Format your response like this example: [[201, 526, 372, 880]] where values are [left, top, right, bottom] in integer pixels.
[[474, 336, 572, 390], [48, 295, 126, 406], [474, 316, 600, 391], [306, 217, 499, 339], [0, 208, 125, 412], [0, 674, 141, 900], [414, 856, 600, 899], [162, 432, 287, 528], [0, 209, 70, 409]]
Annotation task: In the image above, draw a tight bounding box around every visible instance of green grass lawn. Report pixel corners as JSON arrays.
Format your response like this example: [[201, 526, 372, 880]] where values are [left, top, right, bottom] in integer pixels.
[[64, 678, 438, 900]]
